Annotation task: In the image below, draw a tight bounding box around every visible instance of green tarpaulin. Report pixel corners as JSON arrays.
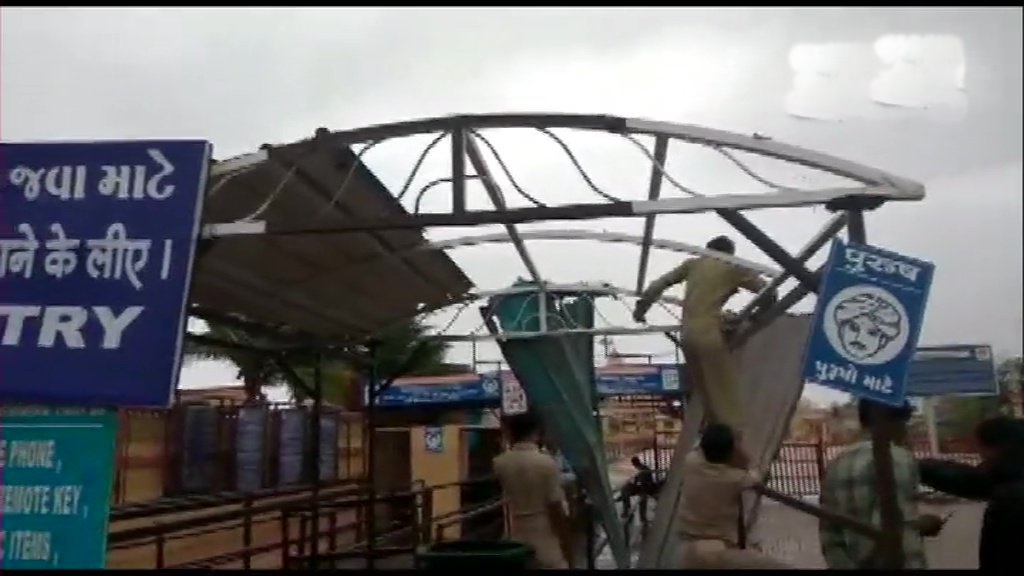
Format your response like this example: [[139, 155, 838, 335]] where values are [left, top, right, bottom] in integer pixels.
[[488, 281, 630, 569]]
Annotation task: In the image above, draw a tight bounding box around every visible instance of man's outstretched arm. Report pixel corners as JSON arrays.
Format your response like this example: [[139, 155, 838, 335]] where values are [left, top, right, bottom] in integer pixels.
[[634, 260, 692, 322], [918, 458, 993, 501], [736, 270, 777, 310]]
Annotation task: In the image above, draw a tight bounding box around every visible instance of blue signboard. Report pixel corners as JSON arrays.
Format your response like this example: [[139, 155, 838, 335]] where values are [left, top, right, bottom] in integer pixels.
[[907, 344, 998, 397], [373, 365, 684, 409], [235, 407, 266, 493], [374, 375, 500, 408], [0, 140, 211, 407], [0, 407, 117, 569], [596, 365, 682, 397], [802, 239, 935, 406]]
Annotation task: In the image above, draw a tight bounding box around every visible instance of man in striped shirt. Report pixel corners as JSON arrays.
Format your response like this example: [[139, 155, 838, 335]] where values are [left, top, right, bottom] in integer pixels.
[[818, 400, 944, 569]]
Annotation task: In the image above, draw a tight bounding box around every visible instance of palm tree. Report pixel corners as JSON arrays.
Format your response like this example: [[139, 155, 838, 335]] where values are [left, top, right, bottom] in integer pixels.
[[183, 318, 460, 408], [183, 322, 281, 402]]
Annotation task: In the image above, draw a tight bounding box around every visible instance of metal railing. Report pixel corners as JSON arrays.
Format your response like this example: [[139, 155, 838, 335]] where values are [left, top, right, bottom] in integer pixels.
[[280, 476, 502, 569]]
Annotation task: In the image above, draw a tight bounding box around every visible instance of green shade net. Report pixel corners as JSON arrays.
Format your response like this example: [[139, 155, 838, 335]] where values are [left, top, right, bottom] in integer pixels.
[[487, 280, 629, 569]]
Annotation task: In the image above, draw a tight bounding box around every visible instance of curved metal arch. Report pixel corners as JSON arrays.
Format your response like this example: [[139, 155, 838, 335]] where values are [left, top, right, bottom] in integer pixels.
[[421, 229, 782, 278], [316, 113, 923, 196], [334, 229, 780, 290], [459, 281, 687, 311]]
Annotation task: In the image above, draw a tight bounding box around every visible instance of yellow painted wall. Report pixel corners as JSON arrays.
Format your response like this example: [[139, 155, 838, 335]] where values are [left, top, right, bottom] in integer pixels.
[[121, 412, 166, 503], [410, 425, 462, 539]]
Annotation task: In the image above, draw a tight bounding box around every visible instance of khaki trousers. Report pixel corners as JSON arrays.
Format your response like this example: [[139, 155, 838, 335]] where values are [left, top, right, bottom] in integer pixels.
[[509, 516, 568, 569], [681, 318, 744, 436]]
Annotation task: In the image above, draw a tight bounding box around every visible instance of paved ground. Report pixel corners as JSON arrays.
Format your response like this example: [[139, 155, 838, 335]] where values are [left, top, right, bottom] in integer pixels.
[[596, 497, 984, 569], [750, 499, 983, 569]]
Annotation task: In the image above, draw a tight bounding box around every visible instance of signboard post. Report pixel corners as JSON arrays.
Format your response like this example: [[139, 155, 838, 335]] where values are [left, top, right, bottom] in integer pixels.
[[0, 408, 118, 569], [0, 140, 211, 407], [802, 239, 935, 406]]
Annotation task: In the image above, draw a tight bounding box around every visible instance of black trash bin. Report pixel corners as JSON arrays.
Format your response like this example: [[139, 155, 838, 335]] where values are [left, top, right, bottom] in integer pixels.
[[415, 540, 535, 569]]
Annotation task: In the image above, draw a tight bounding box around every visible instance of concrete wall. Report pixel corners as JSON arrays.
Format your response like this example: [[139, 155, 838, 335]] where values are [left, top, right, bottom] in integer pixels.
[[409, 425, 462, 539]]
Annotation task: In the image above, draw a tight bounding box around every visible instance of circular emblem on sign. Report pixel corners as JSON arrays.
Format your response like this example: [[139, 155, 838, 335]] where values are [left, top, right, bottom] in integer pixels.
[[823, 284, 909, 366], [481, 375, 500, 396], [425, 430, 442, 451]]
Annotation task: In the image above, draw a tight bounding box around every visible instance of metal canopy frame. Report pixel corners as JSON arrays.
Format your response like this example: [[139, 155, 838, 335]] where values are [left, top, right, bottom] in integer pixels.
[[186, 112, 922, 570]]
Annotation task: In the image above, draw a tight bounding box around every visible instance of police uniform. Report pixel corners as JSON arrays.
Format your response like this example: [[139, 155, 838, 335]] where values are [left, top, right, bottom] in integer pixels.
[[677, 450, 790, 570], [641, 256, 766, 436], [493, 442, 570, 569]]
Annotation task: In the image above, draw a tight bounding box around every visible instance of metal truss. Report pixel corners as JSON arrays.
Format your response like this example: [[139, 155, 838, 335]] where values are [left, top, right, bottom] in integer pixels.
[[202, 112, 924, 343]]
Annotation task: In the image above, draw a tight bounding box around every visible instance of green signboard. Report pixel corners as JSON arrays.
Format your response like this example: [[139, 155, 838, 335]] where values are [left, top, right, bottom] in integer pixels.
[[0, 407, 118, 569]]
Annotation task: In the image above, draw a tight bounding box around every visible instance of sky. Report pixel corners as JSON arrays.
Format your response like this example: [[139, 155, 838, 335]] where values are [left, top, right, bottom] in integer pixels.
[[2, 7, 1021, 406]]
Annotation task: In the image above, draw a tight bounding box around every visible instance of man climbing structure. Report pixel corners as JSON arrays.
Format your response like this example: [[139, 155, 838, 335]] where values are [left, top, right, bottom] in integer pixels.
[[633, 235, 775, 439]]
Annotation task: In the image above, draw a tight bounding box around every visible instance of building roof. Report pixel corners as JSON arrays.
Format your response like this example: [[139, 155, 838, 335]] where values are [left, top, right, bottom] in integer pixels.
[[177, 385, 248, 405]]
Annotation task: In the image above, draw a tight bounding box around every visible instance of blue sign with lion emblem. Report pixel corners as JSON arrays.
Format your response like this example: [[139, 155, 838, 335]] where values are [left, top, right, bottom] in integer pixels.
[[802, 239, 935, 405]]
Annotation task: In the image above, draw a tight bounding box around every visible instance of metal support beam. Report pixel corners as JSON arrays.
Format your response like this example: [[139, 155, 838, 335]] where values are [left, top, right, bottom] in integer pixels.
[[847, 208, 867, 243], [730, 267, 821, 349], [425, 322, 687, 342], [716, 208, 820, 292], [213, 185, 911, 236], [365, 342, 380, 571], [309, 351, 323, 568], [451, 129, 467, 213], [847, 209, 905, 570], [755, 485, 882, 539], [728, 215, 852, 347], [736, 213, 847, 322], [635, 136, 670, 293], [465, 133, 547, 333], [465, 134, 543, 284]]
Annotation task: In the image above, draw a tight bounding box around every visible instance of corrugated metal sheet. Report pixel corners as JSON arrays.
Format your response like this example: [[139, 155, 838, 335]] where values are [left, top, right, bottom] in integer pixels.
[[639, 314, 813, 568], [196, 135, 473, 342]]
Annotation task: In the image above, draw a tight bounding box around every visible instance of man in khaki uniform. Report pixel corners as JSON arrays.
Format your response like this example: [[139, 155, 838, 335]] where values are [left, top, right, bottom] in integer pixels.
[[677, 423, 791, 569], [493, 412, 572, 569], [633, 235, 773, 438]]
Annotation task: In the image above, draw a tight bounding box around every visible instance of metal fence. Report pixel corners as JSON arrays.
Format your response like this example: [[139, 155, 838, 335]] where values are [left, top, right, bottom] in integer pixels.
[[631, 440, 982, 498], [769, 441, 982, 497]]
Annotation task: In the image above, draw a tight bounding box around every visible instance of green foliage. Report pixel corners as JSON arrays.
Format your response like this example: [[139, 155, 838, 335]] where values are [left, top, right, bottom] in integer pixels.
[[183, 318, 455, 408], [183, 323, 283, 401]]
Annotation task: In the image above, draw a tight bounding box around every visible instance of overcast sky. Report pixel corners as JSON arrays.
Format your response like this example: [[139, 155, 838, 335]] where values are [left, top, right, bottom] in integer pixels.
[[3, 7, 1021, 405]]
